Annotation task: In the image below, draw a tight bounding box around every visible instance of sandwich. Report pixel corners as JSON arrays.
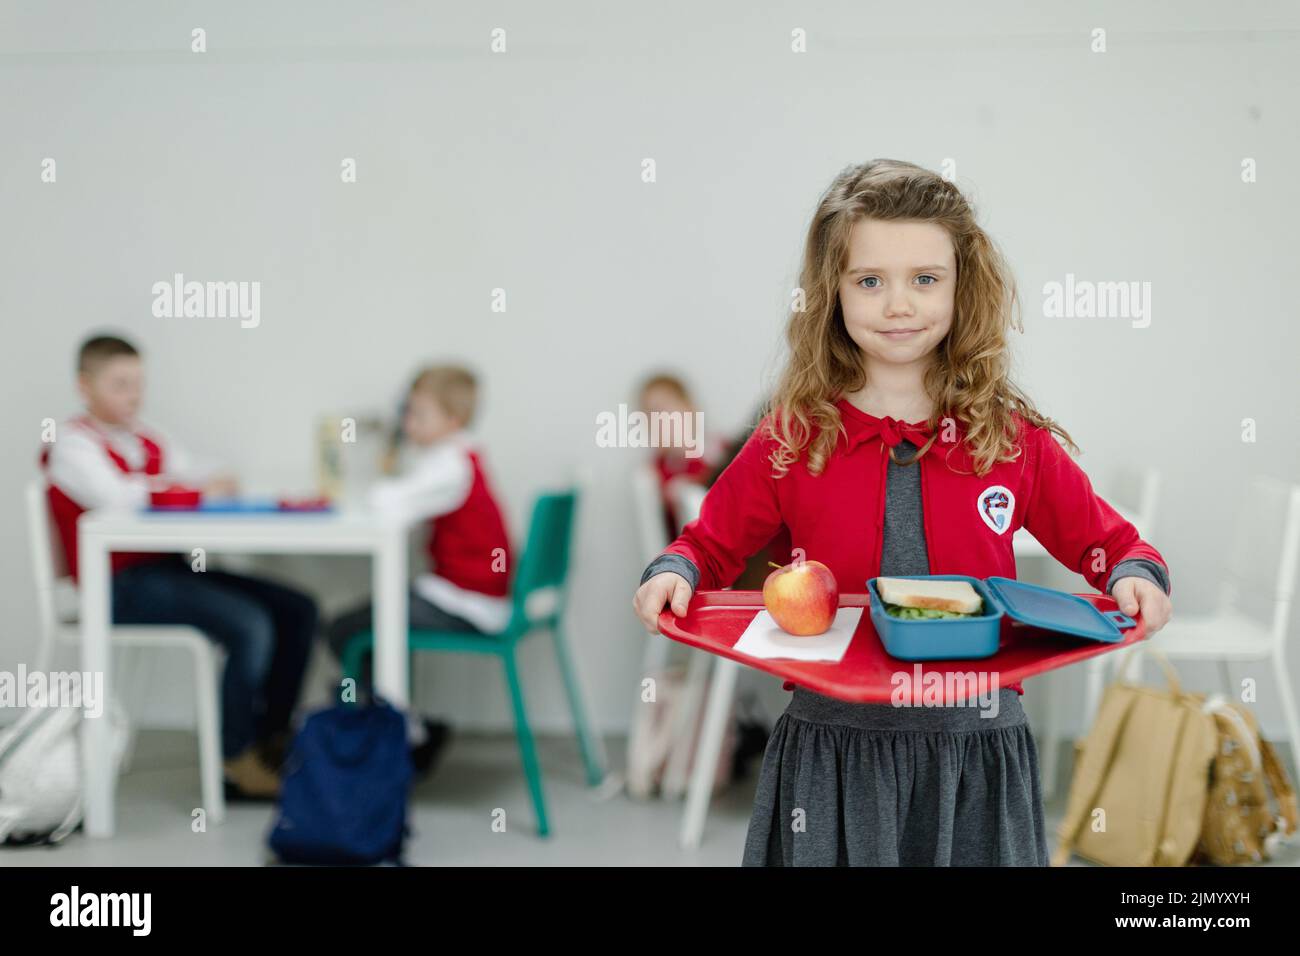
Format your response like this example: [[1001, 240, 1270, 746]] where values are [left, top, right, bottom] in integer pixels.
[[876, 577, 984, 620]]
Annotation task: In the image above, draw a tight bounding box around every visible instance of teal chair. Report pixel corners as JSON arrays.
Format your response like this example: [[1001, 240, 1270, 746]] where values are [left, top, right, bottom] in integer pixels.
[[341, 488, 604, 836]]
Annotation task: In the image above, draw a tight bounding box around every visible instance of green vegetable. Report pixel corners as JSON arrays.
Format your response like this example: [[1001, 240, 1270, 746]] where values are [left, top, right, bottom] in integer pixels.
[[883, 601, 981, 620]]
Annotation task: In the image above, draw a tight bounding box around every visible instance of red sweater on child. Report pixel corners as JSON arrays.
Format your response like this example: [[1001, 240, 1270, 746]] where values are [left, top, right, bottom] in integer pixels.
[[650, 398, 1171, 697]]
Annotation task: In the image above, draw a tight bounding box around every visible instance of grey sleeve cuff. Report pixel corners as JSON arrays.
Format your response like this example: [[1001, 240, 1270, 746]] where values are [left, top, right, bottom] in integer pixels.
[[1105, 558, 1170, 596], [640, 553, 701, 591]]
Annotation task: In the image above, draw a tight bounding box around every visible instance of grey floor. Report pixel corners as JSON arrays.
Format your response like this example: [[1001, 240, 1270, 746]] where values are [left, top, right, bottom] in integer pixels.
[[5, 730, 1299, 867]]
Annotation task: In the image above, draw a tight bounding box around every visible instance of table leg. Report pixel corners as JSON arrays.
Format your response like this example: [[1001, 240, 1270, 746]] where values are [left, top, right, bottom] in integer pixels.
[[79, 533, 114, 838], [680, 657, 740, 849], [372, 526, 410, 708]]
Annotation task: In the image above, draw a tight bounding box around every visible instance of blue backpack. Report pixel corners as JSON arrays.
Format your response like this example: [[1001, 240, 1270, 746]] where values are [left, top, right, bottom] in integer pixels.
[[268, 698, 412, 865]]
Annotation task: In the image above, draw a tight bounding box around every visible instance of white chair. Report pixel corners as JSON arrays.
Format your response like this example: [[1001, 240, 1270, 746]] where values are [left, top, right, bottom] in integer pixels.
[[25, 479, 226, 825], [1037, 469, 1160, 800], [628, 465, 717, 804], [658, 481, 716, 805], [1139, 477, 1300, 774]]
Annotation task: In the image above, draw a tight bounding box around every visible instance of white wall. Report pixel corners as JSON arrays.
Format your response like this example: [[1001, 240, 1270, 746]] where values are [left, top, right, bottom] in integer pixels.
[[2, 1, 1298, 738]]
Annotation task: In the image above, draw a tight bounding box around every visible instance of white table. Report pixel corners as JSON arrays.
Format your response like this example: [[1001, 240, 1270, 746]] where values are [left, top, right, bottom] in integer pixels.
[[77, 508, 412, 838]]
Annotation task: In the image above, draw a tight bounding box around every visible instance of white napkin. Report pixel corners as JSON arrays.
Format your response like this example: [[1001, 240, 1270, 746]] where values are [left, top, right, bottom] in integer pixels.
[[731, 607, 863, 662]]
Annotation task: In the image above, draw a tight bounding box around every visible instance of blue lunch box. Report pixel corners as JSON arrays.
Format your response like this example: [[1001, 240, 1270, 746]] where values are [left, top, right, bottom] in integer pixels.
[[867, 575, 1004, 660], [866, 574, 1139, 661]]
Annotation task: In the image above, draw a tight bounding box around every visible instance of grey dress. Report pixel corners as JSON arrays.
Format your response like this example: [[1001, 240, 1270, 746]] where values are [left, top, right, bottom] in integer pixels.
[[740, 439, 1050, 866]]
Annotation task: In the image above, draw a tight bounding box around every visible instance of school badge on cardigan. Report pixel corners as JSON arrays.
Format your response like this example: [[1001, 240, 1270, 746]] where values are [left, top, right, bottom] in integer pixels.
[[977, 485, 1015, 535]]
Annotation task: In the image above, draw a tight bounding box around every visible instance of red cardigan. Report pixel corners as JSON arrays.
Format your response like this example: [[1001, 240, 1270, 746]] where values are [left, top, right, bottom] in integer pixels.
[[661, 398, 1170, 697]]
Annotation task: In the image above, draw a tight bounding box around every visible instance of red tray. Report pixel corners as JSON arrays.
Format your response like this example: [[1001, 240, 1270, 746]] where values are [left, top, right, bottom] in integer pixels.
[[657, 590, 1147, 703]]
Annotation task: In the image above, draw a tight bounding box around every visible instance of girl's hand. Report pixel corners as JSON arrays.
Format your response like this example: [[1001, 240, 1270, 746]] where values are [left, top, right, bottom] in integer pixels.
[[633, 571, 694, 634], [1111, 576, 1172, 635]]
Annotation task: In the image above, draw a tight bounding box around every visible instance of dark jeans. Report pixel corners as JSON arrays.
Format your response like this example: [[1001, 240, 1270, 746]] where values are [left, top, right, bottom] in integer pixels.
[[325, 587, 481, 700], [111, 558, 318, 759]]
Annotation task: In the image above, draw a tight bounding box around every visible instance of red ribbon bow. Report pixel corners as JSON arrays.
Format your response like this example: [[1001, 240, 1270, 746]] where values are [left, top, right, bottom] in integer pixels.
[[846, 415, 938, 461]]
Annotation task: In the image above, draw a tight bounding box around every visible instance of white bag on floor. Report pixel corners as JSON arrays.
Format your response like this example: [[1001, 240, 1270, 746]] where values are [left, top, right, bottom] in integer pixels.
[[0, 701, 129, 845]]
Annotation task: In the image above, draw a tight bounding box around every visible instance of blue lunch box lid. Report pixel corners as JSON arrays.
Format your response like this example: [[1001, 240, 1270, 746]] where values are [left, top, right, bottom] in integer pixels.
[[984, 576, 1136, 643]]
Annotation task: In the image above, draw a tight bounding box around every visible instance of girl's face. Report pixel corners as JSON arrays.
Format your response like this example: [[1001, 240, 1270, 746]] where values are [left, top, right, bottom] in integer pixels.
[[403, 390, 462, 446], [837, 218, 956, 373], [640, 383, 693, 418]]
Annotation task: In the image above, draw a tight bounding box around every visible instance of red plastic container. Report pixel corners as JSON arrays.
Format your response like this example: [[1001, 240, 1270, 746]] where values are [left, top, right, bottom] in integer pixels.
[[657, 590, 1147, 704], [149, 485, 203, 509]]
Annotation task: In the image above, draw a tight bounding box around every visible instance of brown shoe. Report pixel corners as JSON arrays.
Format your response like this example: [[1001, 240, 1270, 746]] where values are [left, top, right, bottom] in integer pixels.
[[257, 729, 295, 772], [223, 747, 282, 800]]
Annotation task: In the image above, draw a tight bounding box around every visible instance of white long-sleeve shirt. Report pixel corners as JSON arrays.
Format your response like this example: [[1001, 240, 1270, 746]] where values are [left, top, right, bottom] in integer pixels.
[[369, 430, 512, 634], [44, 416, 220, 512]]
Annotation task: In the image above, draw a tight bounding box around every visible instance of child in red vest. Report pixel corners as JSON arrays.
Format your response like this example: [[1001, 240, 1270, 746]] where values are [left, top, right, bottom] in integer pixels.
[[633, 159, 1173, 866], [637, 373, 727, 539], [326, 365, 514, 775], [41, 334, 318, 799]]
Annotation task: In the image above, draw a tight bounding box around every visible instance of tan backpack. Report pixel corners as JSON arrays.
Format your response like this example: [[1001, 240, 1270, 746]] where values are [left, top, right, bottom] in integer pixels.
[[1052, 647, 1296, 866], [1194, 694, 1297, 865]]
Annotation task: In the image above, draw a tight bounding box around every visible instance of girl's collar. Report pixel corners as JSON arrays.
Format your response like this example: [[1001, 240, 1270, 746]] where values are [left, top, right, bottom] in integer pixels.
[[834, 396, 931, 429]]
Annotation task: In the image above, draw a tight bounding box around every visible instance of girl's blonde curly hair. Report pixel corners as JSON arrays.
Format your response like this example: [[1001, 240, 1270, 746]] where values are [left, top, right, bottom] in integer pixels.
[[764, 158, 1077, 478]]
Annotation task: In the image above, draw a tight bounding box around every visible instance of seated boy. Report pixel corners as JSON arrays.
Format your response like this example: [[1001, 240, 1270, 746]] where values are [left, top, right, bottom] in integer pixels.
[[326, 365, 514, 775], [41, 334, 318, 799]]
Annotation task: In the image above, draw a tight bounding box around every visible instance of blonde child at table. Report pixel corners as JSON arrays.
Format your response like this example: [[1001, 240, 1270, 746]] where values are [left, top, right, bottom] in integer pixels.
[[325, 364, 514, 776], [633, 160, 1173, 866], [41, 334, 317, 799]]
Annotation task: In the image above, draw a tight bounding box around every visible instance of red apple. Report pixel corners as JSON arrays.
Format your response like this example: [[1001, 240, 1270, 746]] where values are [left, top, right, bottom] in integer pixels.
[[762, 559, 838, 636]]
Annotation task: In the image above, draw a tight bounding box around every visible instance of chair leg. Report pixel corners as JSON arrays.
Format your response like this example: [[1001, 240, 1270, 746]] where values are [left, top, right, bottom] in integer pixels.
[[663, 650, 711, 799], [502, 649, 550, 837], [1219, 660, 1235, 698], [1272, 651, 1300, 780], [640, 621, 673, 681], [1039, 670, 1063, 802], [1083, 655, 1109, 726], [340, 634, 372, 705], [115, 647, 140, 774], [33, 626, 55, 677], [117, 730, 138, 775], [549, 625, 605, 787], [192, 643, 225, 826]]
